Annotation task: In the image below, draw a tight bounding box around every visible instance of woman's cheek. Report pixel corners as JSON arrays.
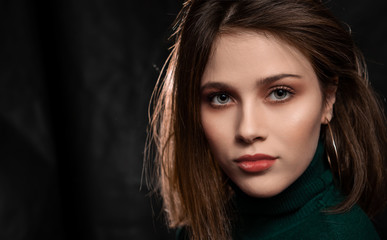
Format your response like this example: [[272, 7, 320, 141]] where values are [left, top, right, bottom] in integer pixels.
[[201, 108, 235, 157]]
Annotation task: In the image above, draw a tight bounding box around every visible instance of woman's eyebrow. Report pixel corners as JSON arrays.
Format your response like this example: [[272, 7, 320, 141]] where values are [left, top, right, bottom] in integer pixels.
[[257, 73, 301, 86], [201, 73, 301, 91], [200, 82, 231, 91]]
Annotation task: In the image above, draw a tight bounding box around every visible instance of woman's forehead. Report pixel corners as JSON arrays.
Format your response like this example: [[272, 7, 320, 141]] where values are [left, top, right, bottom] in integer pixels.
[[202, 31, 315, 86]]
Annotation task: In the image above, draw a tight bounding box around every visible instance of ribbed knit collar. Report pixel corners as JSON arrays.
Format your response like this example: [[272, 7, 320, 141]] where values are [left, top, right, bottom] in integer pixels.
[[233, 140, 333, 217]]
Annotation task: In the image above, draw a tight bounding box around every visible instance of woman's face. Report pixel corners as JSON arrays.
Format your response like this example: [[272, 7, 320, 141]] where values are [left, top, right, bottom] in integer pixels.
[[200, 31, 335, 198]]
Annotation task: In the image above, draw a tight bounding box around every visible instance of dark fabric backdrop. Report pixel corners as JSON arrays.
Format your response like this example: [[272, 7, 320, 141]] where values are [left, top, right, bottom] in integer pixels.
[[0, 0, 386, 240]]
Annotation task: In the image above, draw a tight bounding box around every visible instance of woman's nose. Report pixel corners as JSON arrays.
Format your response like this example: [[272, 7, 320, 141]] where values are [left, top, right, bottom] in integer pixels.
[[235, 103, 267, 144]]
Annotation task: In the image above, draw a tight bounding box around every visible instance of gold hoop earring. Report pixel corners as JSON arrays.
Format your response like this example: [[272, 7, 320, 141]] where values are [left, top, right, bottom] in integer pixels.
[[326, 121, 341, 182], [326, 121, 338, 160]]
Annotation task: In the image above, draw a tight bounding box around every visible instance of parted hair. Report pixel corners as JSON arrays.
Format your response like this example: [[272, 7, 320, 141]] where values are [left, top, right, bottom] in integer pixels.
[[145, 0, 387, 239]]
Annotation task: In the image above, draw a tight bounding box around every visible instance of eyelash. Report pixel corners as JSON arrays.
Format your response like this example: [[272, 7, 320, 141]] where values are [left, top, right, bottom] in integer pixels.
[[207, 91, 233, 108], [205, 85, 295, 108], [266, 86, 295, 103]]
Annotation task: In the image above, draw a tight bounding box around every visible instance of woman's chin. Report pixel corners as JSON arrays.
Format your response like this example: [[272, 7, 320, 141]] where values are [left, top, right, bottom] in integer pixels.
[[237, 182, 287, 199]]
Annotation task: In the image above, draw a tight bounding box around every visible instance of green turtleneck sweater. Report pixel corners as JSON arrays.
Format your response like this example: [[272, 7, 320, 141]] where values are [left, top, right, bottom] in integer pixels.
[[232, 142, 379, 239], [176, 142, 380, 239]]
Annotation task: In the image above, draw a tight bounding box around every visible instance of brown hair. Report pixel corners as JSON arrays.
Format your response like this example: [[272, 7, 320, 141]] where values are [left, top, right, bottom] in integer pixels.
[[145, 0, 387, 239]]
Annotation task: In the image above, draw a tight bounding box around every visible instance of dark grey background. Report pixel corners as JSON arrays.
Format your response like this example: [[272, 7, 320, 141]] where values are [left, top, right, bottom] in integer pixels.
[[0, 0, 385, 240]]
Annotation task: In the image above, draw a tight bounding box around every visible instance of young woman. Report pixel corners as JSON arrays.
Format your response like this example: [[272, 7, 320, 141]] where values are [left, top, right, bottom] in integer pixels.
[[146, 0, 387, 239]]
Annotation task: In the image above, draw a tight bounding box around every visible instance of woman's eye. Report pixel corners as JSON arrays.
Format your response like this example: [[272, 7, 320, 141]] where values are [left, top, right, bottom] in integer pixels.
[[267, 88, 293, 102], [210, 93, 231, 106]]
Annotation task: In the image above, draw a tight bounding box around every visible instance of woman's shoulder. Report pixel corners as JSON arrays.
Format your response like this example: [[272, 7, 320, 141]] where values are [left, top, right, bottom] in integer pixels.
[[305, 204, 380, 239], [304, 181, 381, 239], [265, 204, 380, 240], [176, 207, 380, 240]]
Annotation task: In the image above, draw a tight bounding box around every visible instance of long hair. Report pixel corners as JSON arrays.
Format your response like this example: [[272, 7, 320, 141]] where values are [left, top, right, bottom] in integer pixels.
[[146, 0, 387, 239]]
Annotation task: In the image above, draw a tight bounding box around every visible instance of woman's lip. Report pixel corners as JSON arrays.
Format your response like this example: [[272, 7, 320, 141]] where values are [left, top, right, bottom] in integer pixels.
[[235, 153, 277, 162], [235, 154, 277, 173]]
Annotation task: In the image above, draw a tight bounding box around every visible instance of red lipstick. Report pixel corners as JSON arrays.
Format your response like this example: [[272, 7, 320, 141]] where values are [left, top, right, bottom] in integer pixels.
[[235, 154, 277, 173]]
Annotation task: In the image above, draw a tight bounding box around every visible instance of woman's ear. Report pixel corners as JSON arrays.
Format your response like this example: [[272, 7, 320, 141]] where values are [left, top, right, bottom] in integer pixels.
[[321, 78, 338, 124]]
